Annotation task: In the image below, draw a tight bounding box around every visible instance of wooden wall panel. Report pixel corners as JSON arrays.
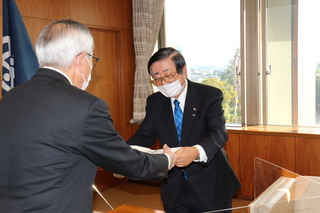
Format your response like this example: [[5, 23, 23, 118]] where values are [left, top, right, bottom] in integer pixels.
[[118, 29, 136, 139], [239, 134, 264, 199], [225, 133, 240, 182], [69, 0, 133, 30], [239, 134, 295, 198], [86, 29, 121, 131], [225, 133, 241, 196], [23, 18, 52, 46], [267, 136, 295, 171], [296, 137, 320, 176], [16, 0, 70, 20]]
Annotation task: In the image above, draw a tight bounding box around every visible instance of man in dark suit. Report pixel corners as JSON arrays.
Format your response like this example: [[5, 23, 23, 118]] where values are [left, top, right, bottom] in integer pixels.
[[0, 19, 176, 213], [128, 47, 241, 213]]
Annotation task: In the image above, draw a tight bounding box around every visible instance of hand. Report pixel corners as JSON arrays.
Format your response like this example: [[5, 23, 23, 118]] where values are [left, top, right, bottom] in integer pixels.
[[163, 144, 176, 170], [175, 147, 199, 167]]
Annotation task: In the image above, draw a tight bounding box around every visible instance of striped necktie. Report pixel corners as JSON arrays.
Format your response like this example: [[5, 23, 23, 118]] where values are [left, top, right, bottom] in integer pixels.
[[174, 99, 183, 145]]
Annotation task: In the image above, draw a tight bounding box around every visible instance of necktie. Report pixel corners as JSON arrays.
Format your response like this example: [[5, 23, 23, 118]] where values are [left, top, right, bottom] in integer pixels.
[[174, 99, 188, 180], [174, 99, 183, 145]]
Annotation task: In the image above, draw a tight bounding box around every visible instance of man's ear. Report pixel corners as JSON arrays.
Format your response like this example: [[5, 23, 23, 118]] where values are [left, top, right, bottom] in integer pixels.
[[75, 53, 86, 73], [182, 65, 188, 77]]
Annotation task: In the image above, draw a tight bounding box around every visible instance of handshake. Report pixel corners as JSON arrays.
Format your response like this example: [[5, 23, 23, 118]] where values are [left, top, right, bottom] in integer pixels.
[[131, 144, 200, 170], [163, 144, 177, 170]]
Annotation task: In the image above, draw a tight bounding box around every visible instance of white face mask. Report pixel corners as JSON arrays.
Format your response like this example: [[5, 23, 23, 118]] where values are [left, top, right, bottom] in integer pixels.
[[157, 78, 185, 98], [80, 56, 93, 90], [80, 72, 91, 90]]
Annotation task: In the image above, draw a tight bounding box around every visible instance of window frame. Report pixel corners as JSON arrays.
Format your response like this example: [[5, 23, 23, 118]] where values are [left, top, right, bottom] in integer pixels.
[[159, 0, 302, 127]]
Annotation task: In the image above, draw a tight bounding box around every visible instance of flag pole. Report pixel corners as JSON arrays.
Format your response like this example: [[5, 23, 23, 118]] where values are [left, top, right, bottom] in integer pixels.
[[92, 184, 114, 210]]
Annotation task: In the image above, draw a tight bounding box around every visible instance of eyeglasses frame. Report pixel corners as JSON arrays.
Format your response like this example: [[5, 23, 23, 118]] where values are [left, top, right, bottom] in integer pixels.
[[86, 53, 100, 67], [151, 71, 178, 86]]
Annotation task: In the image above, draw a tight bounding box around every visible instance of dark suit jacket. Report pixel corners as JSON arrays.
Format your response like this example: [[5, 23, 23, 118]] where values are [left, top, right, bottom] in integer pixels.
[[128, 79, 241, 210], [0, 68, 168, 213]]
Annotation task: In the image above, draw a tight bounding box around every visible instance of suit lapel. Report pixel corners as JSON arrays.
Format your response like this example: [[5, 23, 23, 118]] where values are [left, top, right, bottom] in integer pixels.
[[156, 81, 199, 147], [158, 96, 180, 146], [181, 80, 199, 146]]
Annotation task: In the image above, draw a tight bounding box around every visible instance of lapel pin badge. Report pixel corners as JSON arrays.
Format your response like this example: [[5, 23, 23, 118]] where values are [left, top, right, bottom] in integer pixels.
[[192, 108, 197, 116]]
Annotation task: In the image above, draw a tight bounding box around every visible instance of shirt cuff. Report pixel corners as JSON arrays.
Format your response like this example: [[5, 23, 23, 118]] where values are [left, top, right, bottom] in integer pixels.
[[164, 153, 171, 169], [193, 145, 208, 163]]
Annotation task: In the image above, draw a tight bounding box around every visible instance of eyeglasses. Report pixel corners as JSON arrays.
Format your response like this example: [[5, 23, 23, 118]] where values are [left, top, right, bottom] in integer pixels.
[[151, 72, 177, 86], [86, 53, 100, 67]]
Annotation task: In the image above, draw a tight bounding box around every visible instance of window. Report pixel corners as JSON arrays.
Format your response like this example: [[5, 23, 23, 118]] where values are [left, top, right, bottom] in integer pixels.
[[163, 0, 241, 125], [264, 0, 320, 126], [162, 0, 320, 127]]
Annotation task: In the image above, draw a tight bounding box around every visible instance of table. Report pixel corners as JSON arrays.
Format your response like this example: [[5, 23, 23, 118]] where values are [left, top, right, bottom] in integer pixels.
[[108, 204, 165, 213]]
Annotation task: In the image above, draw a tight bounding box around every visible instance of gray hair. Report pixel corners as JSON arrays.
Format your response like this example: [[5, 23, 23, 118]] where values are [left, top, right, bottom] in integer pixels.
[[36, 19, 94, 68]]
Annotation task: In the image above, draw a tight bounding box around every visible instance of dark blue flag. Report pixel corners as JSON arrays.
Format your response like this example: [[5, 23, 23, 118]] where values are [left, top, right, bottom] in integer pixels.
[[2, 0, 39, 95]]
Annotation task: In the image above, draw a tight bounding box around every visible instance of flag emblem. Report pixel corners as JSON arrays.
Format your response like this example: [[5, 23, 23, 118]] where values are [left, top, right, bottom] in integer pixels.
[[2, 0, 39, 95]]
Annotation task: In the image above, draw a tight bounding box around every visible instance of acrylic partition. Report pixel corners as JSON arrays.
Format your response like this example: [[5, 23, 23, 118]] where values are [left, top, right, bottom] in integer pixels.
[[205, 158, 320, 213]]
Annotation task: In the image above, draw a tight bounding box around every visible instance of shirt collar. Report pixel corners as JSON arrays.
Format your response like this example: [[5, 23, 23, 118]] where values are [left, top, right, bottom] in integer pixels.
[[43, 66, 73, 85], [171, 78, 188, 112]]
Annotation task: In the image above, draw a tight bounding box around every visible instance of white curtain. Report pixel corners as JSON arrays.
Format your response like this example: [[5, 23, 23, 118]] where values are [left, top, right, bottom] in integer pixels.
[[130, 0, 165, 124]]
